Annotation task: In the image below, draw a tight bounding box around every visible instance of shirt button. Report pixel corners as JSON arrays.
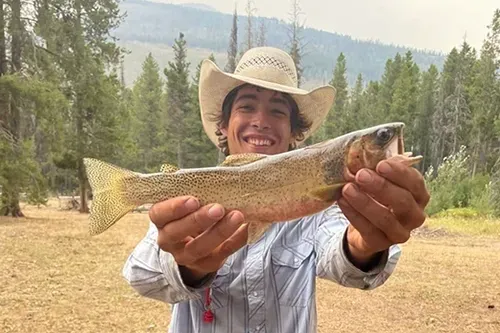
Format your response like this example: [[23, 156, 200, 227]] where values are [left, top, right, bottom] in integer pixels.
[[253, 291, 258, 297]]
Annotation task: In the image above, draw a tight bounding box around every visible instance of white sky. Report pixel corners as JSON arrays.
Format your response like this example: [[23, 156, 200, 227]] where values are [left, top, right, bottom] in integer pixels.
[[159, 0, 499, 53]]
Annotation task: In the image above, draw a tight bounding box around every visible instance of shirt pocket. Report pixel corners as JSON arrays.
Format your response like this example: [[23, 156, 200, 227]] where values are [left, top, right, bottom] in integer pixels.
[[270, 240, 316, 308]]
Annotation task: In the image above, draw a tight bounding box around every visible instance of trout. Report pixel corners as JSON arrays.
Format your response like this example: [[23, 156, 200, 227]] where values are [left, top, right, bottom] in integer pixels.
[[83, 122, 422, 243]]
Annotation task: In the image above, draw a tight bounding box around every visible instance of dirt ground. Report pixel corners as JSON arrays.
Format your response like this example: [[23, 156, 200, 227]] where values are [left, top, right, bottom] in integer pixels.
[[1, 199, 499, 333]]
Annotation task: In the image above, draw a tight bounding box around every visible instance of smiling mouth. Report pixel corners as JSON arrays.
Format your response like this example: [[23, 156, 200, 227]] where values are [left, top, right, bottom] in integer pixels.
[[244, 137, 275, 147]]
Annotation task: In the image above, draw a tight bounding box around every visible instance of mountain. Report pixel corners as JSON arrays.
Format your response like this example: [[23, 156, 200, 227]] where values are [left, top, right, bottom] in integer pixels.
[[178, 2, 218, 12], [114, 0, 446, 88]]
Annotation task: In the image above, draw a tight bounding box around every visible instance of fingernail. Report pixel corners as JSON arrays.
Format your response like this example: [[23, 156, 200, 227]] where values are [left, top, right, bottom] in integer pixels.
[[357, 169, 372, 184], [184, 198, 199, 211], [378, 161, 392, 174], [229, 211, 244, 225], [344, 183, 358, 197], [208, 204, 224, 218]]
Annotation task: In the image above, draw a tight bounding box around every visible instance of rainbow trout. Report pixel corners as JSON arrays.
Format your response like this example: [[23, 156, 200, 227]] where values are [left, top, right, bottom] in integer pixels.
[[83, 122, 422, 243]]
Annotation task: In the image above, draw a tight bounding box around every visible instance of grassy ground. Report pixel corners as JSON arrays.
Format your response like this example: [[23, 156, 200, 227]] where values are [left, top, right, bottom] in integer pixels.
[[1, 199, 499, 332]]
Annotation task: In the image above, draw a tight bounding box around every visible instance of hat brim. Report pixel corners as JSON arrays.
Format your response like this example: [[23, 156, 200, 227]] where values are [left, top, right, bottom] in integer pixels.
[[199, 59, 336, 147]]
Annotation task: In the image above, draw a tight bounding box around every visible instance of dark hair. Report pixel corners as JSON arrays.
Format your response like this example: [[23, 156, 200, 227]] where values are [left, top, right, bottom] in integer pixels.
[[211, 84, 312, 156]]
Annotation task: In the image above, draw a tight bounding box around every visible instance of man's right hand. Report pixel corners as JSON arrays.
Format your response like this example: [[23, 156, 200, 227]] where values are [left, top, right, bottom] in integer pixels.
[[149, 195, 248, 285]]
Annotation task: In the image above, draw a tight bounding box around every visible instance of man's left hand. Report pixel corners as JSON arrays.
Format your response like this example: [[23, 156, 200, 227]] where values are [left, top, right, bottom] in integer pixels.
[[337, 156, 430, 268]]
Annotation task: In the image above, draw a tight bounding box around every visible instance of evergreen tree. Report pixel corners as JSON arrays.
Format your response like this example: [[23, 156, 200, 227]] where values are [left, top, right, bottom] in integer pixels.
[[132, 53, 165, 172], [345, 73, 365, 131], [323, 52, 349, 139], [185, 54, 220, 168], [415, 64, 439, 172], [287, 0, 305, 87], [225, 5, 238, 73], [164, 32, 191, 168]]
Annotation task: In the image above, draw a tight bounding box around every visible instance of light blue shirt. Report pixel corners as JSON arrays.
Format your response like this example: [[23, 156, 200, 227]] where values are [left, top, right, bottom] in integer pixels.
[[122, 204, 401, 332]]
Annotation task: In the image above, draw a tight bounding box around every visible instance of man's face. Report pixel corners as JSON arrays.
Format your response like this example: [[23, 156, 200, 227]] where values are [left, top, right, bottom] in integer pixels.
[[221, 85, 295, 155]]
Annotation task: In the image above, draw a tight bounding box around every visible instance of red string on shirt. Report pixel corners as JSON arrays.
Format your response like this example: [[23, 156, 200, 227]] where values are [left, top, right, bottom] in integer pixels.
[[203, 288, 214, 323]]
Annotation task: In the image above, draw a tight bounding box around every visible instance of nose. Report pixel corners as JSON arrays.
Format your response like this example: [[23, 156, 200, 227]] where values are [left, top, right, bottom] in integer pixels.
[[250, 108, 271, 130]]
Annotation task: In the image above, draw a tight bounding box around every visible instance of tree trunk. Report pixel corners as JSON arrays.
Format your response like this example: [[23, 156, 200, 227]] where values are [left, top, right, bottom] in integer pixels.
[[78, 158, 88, 213], [0, 0, 6, 76], [0, 191, 24, 217], [2, 0, 24, 217]]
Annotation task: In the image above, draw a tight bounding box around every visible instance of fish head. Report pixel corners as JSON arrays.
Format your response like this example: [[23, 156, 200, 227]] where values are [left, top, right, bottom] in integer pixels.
[[343, 122, 405, 179]]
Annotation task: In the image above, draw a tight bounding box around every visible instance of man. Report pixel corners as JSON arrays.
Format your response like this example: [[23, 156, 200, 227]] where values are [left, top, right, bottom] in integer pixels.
[[122, 47, 430, 332]]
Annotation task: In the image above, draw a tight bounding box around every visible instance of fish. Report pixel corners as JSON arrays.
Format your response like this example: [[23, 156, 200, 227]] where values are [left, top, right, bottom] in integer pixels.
[[83, 122, 422, 243]]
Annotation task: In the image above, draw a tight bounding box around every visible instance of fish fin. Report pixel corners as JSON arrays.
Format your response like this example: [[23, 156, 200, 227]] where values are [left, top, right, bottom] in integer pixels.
[[83, 158, 140, 236], [246, 222, 272, 244], [220, 153, 267, 167], [160, 163, 179, 173], [310, 184, 345, 202]]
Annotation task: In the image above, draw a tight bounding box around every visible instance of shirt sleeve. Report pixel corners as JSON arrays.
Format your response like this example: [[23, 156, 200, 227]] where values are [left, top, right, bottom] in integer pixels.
[[314, 204, 402, 290], [122, 222, 216, 304]]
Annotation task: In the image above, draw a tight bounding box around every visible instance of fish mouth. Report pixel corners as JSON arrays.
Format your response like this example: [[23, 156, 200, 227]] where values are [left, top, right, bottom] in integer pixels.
[[384, 132, 404, 158]]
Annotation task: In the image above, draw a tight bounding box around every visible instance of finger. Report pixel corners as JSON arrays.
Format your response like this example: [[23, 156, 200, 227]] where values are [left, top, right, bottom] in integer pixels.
[[342, 183, 411, 244], [354, 169, 427, 229], [181, 210, 245, 263], [157, 203, 226, 246], [337, 197, 390, 252], [190, 224, 249, 272], [376, 159, 430, 209], [159, 235, 193, 256], [149, 196, 200, 229]]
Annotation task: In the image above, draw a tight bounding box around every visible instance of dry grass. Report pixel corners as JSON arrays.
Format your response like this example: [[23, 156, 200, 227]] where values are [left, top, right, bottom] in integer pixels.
[[1, 199, 499, 333]]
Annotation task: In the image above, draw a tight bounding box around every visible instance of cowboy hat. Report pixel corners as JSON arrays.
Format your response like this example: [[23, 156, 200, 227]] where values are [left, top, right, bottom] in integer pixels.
[[198, 46, 337, 146]]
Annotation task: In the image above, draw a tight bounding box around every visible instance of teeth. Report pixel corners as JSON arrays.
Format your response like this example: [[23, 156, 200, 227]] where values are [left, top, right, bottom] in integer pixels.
[[247, 138, 272, 146]]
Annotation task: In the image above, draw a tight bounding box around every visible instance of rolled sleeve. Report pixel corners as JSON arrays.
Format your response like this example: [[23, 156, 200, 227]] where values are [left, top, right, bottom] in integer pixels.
[[122, 222, 215, 304], [315, 204, 401, 289]]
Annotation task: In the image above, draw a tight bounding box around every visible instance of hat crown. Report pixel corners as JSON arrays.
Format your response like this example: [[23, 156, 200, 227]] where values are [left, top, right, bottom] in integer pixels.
[[234, 47, 298, 88]]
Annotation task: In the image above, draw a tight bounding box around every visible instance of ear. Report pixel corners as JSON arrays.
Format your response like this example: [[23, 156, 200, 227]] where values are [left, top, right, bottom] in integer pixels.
[[220, 127, 228, 136]]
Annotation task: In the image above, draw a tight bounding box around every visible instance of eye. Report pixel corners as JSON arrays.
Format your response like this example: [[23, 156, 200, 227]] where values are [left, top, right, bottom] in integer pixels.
[[239, 105, 253, 112], [376, 128, 393, 144]]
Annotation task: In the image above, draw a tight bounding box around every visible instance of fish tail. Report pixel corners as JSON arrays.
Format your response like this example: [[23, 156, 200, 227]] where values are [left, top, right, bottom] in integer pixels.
[[83, 158, 141, 236]]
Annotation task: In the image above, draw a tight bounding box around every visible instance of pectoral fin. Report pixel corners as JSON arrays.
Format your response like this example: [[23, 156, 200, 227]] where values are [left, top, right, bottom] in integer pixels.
[[310, 183, 345, 202], [246, 222, 272, 244], [220, 153, 267, 167]]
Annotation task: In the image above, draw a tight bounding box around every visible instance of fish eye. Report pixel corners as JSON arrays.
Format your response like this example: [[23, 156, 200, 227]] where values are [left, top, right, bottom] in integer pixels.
[[376, 128, 393, 144]]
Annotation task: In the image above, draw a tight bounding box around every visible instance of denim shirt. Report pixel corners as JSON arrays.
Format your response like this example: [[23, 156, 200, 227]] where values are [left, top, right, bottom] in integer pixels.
[[122, 204, 401, 333]]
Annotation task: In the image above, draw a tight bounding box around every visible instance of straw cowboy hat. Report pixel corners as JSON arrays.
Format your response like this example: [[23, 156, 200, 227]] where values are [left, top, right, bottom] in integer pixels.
[[198, 46, 337, 146]]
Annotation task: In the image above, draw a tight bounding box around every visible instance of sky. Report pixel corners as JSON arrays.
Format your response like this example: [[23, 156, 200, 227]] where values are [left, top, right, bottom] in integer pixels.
[[159, 0, 499, 53]]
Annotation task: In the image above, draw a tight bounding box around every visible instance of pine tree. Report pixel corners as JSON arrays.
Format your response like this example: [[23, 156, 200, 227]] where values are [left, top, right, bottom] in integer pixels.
[[257, 20, 266, 46], [243, 0, 256, 52], [324, 52, 349, 138], [415, 64, 439, 172], [164, 32, 191, 168], [133, 53, 165, 172], [185, 54, 220, 168], [225, 5, 238, 73], [345, 73, 365, 132], [389, 51, 420, 149], [287, 0, 305, 87]]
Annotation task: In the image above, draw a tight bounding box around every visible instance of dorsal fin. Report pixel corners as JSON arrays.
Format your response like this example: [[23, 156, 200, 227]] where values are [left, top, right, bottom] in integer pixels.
[[160, 163, 179, 173], [219, 153, 267, 167]]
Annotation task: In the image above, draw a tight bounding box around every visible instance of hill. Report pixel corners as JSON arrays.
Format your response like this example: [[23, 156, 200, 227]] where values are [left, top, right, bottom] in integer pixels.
[[114, 0, 446, 88]]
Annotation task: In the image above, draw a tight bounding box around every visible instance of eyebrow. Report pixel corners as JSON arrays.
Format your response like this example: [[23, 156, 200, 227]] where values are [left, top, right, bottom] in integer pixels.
[[234, 94, 257, 104], [269, 97, 289, 108], [235, 93, 290, 108]]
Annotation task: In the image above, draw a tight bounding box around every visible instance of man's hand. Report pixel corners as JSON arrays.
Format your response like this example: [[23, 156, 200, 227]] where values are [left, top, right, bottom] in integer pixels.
[[149, 196, 248, 285], [338, 156, 430, 268]]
